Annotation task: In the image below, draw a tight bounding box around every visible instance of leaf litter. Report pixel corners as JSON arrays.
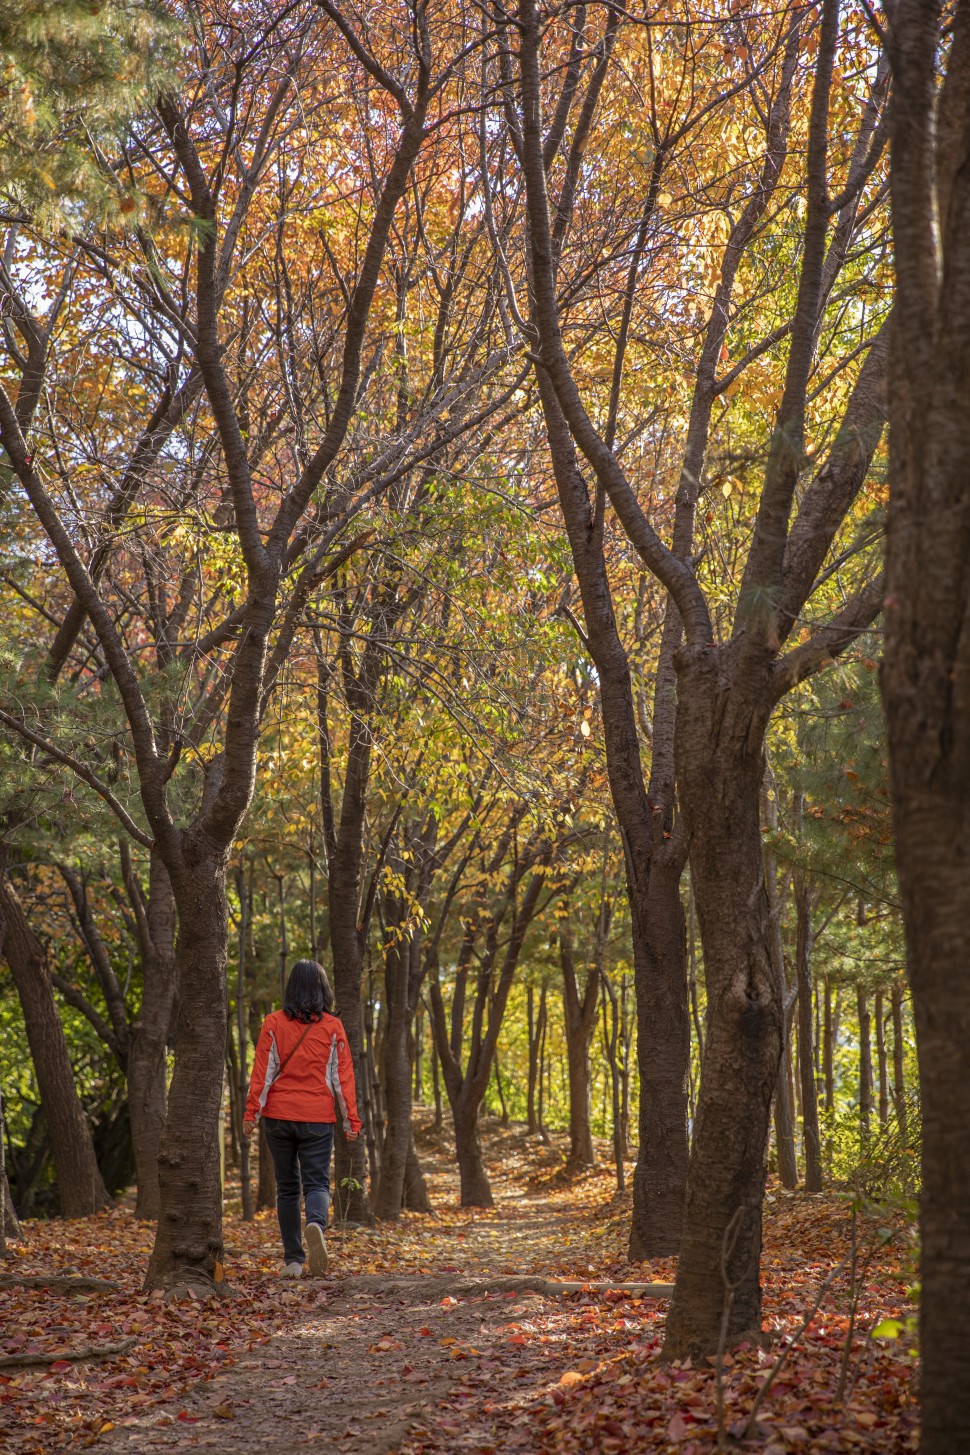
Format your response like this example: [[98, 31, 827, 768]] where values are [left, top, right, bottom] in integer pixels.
[[0, 1118, 918, 1453]]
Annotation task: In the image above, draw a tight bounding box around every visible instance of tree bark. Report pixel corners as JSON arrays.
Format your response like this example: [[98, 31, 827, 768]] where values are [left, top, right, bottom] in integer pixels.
[[795, 883, 823, 1191], [0, 862, 110, 1217], [663, 660, 781, 1357], [856, 986, 873, 1139], [875, 988, 890, 1126], [559, 922, 598, 1169], [882, 7, 970, 1444], [890, 980, 908, 1140], [126, 853, 178, 1219], [452, 1091, 493, 1208], [145, 849, 228, 1290]]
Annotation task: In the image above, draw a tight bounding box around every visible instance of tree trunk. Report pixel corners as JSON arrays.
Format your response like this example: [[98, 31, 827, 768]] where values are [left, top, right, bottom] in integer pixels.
[[536, 369, 689, 1259], [453, 1092, 493, 1208], [795, 884, 822, 1192], [526, 984, 544, 1134], [628, 856, 690, 1258], [823, 976, 836, 1113], [0, 1082, 20, 1250], [402, 1130, 432, 1212], [0, 863, 110, 1217], [875, 988, 890, 1126], [891, 981, 908, 1140], [664, 662, 781, 1358], [373, 930, 413, 1220], [326, 709, 374, 1225], [857, 986, 873, 1139], [235, 866, 254, 1222], [127, 853, 178, 1220], [560, 924, 598, 1170], [145, 850, 228, 1290], [256, 1119, 276, 1210]]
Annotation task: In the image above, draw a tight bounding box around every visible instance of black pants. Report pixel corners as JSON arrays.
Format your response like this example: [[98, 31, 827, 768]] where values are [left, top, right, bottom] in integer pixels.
[[262, 1119, 334, 1264]]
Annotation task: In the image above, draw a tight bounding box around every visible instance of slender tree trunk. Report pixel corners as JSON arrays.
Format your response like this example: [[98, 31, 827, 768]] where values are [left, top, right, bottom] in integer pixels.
[[560, 925, 598, 1169], [493, 1051, 511, 1126], [374, 930, 412, 1219], [0, 863, 110, 1217], [857, 986, 873, 1139], [766, 828, 797, 1188], [413, 1004, 424, 1103], [891, 981, 908, 1140], [602, 974, 625, 1192], [536, 369, 689, 1259], [235, 867, 253, 1222], [256, 1120, 276, 1211], [0, 1083, 19, 1250], [795, 884, 822, 1191], [875, 988, 890, 1126], [526, 985, 543, 1134], [127, 853, 178, 1219], [430, 1025, 443, 1134], [145, 851, 228, 1290]]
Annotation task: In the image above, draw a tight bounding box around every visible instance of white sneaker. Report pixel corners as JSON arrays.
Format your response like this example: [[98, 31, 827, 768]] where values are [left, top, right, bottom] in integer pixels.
[[281, 1260, 304, 1278], [306, 1223, 329, 1277]]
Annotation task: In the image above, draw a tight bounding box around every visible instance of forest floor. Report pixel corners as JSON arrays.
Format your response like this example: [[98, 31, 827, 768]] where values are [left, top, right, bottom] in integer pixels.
[[1, 1116, 919, 1454]]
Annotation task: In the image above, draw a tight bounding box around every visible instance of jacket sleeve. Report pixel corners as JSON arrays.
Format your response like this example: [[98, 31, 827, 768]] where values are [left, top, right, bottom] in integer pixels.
[[245, 1017, 278, 1122], [326, 1018, 362, 1135]]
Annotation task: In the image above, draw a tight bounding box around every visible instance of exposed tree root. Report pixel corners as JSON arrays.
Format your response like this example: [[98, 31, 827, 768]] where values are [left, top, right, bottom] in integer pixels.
[[0, 1274, 120, 1293], [337, 1272, 675, 1299], [0, 1336, 136, 1369]]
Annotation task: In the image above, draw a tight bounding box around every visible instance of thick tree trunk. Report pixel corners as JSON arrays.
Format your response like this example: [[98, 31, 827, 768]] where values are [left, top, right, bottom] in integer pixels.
[[453, 1093, 493, 1208], [145, 849, 228, 1290], [795, 884, 822, 1191], [127, 854, 178, 1219], [0, 864, 110, 1217], [881, 11, 970, 1443], [664, 661, 780, 1358], [628, 856, 690, 1258], [402, 1130, 432, 1213]]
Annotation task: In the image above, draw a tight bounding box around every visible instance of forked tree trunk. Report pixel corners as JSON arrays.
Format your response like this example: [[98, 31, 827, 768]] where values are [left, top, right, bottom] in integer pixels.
[[145, 851, 228, 1290], [795, 884, 822, 1191], [127, 853, 178, 1219], [664, 665, 781, 1358], [0, 864, 110, 1217]]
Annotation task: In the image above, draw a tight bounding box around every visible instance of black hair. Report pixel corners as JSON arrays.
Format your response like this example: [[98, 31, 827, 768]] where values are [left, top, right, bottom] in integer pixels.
[[282, 959, 335, 1023]]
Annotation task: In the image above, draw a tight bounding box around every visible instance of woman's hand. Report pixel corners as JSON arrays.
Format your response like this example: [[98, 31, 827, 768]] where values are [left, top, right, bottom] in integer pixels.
[[345, 1128, 360, 1141], [242, 1119, 256, 1139]]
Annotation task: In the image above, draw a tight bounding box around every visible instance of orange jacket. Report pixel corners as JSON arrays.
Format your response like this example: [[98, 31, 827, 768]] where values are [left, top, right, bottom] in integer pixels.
[[245, 1010, 362, 1134]]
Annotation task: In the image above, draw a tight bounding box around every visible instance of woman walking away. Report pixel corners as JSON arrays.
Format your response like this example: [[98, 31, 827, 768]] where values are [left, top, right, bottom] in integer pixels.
[[243, 960, 361, 1277]]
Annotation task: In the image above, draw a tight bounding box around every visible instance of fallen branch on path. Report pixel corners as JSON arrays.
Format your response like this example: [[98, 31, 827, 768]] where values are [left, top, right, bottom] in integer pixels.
[[0, 1274, 120, 1293], [0, 1336, 136, 1369]]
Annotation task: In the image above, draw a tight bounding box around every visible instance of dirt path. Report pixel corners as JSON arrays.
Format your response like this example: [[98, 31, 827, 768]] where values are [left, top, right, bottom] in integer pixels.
[[100, 1193, 642, 1454]]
